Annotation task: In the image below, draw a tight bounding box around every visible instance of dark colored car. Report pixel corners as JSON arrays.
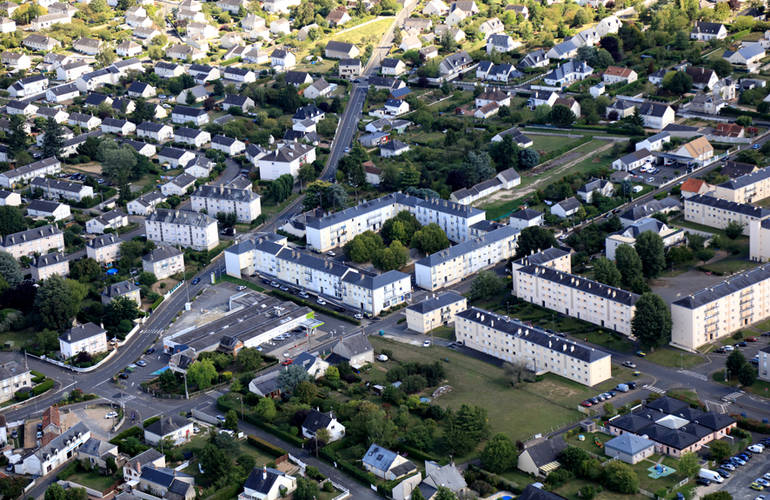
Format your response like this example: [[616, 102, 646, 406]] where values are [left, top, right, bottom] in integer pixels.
[[146, 347, 155, 355], [695, 478, 711, 486], [191, 277, 201, 285]]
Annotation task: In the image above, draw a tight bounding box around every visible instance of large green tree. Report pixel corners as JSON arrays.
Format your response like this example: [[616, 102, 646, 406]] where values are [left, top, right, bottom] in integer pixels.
[[515, 226, 558, 258], [469, 271, 505, 301], [187, 359, 217, 390], [602, 461, 638, 494], [0, 206, 26, 236], [277, 364, 310, 394], [635, 232, 666, 278], [677, 452, 699, 477], [42, 118, 64, 159], [593, 257, 621, 287], [34, 275, 83, 331], [615, 244, 644, 289], [631, 293, 672, 348], [412, 223, 450, 255], [480, 433, 517, 473], [444, 404, 489, 456], [0, 251, 22, 287], [348, 401, 397, 447]]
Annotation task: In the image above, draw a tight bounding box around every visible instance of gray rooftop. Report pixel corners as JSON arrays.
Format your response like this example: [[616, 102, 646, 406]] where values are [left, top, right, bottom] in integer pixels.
[[673, 262, 770, 309], [148, 209, 215, 228], [416, 225, 519, 267], [406, 291, 465, 314], [686, 194, 770, 218], [517, 264, 640, 306]]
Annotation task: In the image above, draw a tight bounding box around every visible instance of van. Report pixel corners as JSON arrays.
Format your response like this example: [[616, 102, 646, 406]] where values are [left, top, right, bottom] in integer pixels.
[[615, 383, 629, 393], [699, 468, 724, 484]]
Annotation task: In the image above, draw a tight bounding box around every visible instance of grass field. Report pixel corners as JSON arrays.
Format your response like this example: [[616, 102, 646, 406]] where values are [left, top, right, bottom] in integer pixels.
[[643, 347, 704, 369], [330, 17, 393, 46], [260, 193, 299, 221], [66, 472, 117, 492], [530, 135, 587, 154]]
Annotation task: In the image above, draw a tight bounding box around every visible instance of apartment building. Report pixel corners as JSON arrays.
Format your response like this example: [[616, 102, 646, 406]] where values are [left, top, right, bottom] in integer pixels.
[[305, 193, 486, 252], [1, 225, 64, 259], [512, 260, 639, 336], [714, 166, 770, 203], [30, 177, 94, 202], [145, 209, 219, 251], [191, 185, 261, 223], [405, 291, 468, 333], [414, 225, 520, 291], [142, 245, 185, 280], [31, 253, 69, 281], [456, 307, 612, 386], [671, 263, 770, 351], [0, 361, 31, 404], [224, 234, 412, 316], [86, 233, 121, 264], [0, 157, 61, 188], [684, 194, 770, 236], [511, 247, 572, 295]]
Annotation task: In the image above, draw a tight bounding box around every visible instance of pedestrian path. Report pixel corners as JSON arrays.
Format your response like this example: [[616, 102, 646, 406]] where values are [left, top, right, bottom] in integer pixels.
[[677, 369, 708, 381]]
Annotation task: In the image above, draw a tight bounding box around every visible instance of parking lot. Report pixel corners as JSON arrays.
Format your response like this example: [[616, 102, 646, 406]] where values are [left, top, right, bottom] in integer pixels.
[[717, 450, 770, 500], [628, 164, 683, 187]]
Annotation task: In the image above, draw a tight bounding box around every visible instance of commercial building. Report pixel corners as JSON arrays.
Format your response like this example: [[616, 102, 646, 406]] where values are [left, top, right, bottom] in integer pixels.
[[304, 193, 486, 252], [607, 396, 735, 458], [86, 233, 121, 264], [143, 245, 185, 280], [512, 255, 639, 336], [714, 166, 770, 204], [414, 225, 520, 291], [1, 224, 64, 259], [455, 307, 612, 386], [145, 209, 219, 251], [405, 291, 467, 333], [671, 263, 770, 350], [59, 323, 108, 359], [684, 194, 769, 236], [191, 185, 261, 223]]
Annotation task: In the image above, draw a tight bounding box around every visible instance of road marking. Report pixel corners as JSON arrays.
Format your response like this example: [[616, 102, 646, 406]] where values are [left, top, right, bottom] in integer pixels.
[[705, 400, 729, 414], [722, 391, 743, 402], [676, 369, 708, 381], [643, 384, 666, 394]]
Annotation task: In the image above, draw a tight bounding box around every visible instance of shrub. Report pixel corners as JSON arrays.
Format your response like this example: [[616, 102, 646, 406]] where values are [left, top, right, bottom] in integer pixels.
[[247, 435, 287, 457], [32, 379, 54, 396]]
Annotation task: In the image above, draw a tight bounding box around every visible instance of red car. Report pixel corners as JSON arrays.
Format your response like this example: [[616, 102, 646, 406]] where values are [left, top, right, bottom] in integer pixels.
[[746, 336, 758, 342], [580, 400, 593, 407], [281, 359, 293, 366]]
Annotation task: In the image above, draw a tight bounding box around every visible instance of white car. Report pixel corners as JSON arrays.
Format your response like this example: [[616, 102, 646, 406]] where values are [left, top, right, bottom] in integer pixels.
[[317, 298, 327, 305], [749, 444, 765, 453], [723, 345, 735, 352], [377, 354, 389, 362], [422, 340, 431, 347], [104, 411, 118, 419]]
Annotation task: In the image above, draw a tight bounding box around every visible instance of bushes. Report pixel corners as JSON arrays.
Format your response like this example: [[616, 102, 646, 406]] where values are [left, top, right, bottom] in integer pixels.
[[246, 435, 286, 458], [319, 441, 377, 486], [143, 416, 160, 428], [32, 379, 54, 396], [733, 415, 770, 434], [31, 371, 45, 383]]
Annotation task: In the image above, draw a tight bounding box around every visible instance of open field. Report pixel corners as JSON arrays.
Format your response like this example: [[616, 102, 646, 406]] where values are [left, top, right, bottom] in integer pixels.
[[643, 347, 704, 369], [66, 472, 117, 492], [329, 17, 394, 46]]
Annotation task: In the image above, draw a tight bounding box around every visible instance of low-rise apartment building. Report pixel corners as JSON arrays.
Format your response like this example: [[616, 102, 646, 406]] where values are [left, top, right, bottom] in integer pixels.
[[31, 253, 69, 281], [20, 422, 90, 476], [455, 307, 612, 386], [512, 257, 639, 336], [405, 291, 467, 333], [684, 194, 769, 236], [86, 233, 121, 264], [305, 193, 486, 252], [414, 225, 520, 291], [145, 209, 219, 251], [59, 323, 108, 359], [30, 177, 93, 202], [142, 245, 184, 280], [0, 157, 61, 188], [713, 166, 770, 203], [191, 185, 261, 223], [1, 225, 64, 259], [127, 190, 165, 216], [671, 263, 770, 351]]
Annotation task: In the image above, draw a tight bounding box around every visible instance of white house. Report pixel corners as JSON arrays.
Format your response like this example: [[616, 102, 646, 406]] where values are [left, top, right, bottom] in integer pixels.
[[31, 252, 69, 281], [577, 179, 614, 203], [238, 467, 296, 500], [257, 142, 316, 180], [86, 209, 128, 234], [691, 21, 727, 41], [639, 102, 675, 130], [550, 197, 581, 218], [380, 140, 410, 158], [212, 135, 246, 156], [161, 173, 197, 195], [137, 122, 174, 142], [20, 423, 90, 476], [612, 148, 654, 171], [174, 127, 210, 148], [171, 105, 209, 126], [301, 410, 345, 442], [143, 415, 194, 446], [59, 323, 107, 359]]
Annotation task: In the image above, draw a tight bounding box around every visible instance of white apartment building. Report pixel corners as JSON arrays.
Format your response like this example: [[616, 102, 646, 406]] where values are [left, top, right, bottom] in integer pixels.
[[145, 209, 219, 251], [671, 263, 770, 351], [224, 234, 412, 316], [414, 225, 520, 291], [31, 253, 69, 281], [512, 259, 639, 336], [85, 209, 128, 234], [684, 194, 770, 236], [304, 193, 486, 252], [86, 233, 122, 264], [1, 225, 64, 259], [405, 291, 468, 333], [20, 423, 90, 476], [30, 177, 94, 202], [142, 245, 185, 280], [59, 323, 108, 359], [191, 185, 261, 223], [760, 345, 770, 382], [257, 142, 316, 180], [510, 247, 572, 294], [0, 157, 61, 188], [456, 307, 612, 386], [0, 361, 31, 404], [127, 191, 165, 216], [714, 166, 770, 204]]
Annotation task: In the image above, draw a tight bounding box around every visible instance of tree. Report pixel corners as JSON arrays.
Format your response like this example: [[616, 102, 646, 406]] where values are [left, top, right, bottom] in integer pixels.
[[710, 58, 733, 78], [602, 461, 638, 494], [374, 240, 409, 271], [480, 434, 517, 473], [635, 232, 666, 278], [294, 477, 321, 500], [0, 251, 21, 288], [435, 488, 457, 500], [325, 365, 340, 382], [631, 293, 672, 348], [255, 397, 277, 421], [515, 226, 557, 258], [348, 401, 397, 447], [138, 272, 157, 287], [0, 206, 26, 237], [42, 118, 64, 158], [662, 71, 693, 94], [187, 359, 217, 390], [96, 47, 117, 68], [726, 350, 747, 376], [462, 151, 495, 185], [708, 440, 732, 462], [519, 148, 540, 169], [412, 223, 450, 254], [278, 364, 310, 394], [70, 258, 101, 283], [738, 362, 757, 386], [382, 211, 420, 246], [345, 231, 384, 263], [600, 35, 623, 61], [725, 221, 744, 239], [615, 244, 644, 289], [550, 105, 575, 127], [8, 115, 28, 153], [224, 409, 239, 430], [45, 483, 67, 500], [130, 98, 155, 123], [469, 271, 505, 301], [593, 257, 621, 287], [236, 347, 262, 371], [677, 452, 700, 477], [444, 404, 489, 456], [703, 493, 733, 500], [298, 163, 316, 189], [489, 135, 520, 170], [35, 275, 82, 331]]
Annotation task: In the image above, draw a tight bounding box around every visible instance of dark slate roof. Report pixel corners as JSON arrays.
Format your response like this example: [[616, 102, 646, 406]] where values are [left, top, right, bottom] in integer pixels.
[[719, 165, 770, 190], [285, 71, 311, 85], [639, 101, 671, 117], [145, 414, 190, 436], [223, 94, 250, 107], [1, 224, 61, 246], [104, 279, 139, 298], [84, 93, 110, 106], [244, 467, 283, 494], [341, 269, 409, 290], [722, 160, 756, 178], [673, 262, 770, 309], [646, 396, 688, 414], [516, 265, 640, 306], [458, 307, 610, 362], [604, 433, 655, 455], [510, 208, 543, 221], [522, 437, 567, 467], [694, 21, 725, 34], [28, 199, 65, 214], [61, 322, 106, 343], [331, 333, 372, 359], [362, 443, 398, 471], [175, 126, 205, 138], [693, 412, 736, 431], [686, 193, 770, 218], [518, 485, 567, 500], [415, 225, 519, 267], [512, 247, 569, 268], [140, 466, 192, 488], [172, 105, 207, 117], [127, 448, 164, 469], [88, 233, 120, 248], [406, 291, 465, 314], [619, 198, 681, 222], [553, 196, 581, 212], [35, 252, 66, 268], [293, 105, 323, 121], [143, 245, 183, 263], [302, 409, 334, 433]]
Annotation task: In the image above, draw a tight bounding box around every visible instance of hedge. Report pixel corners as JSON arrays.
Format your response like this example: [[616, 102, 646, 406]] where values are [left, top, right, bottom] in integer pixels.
[[319, 443, 377, 486], [57, 460, 79, 480], [395, 444, 445, 465], [143, 416, 160, 428], [732, 414, 770, 434], [268, 290, 360, 325], [32, 379, 54, 396], [30, 371, 45, 383], [206, 483, 240, 500], [247, 435, 286, 458]]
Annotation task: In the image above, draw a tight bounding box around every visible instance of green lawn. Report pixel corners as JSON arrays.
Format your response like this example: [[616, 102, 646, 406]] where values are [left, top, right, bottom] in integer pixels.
[[644, 347, 704, 369], [260, 193, 299, 221], [426, 325, 455, 340], [700, 257, 759, 275], [481, 195, 528, 221], [712, 369, 770, 398], [66, 472, 117, 492], [329, 17, 394, 46], [529, 135, 586, 154]]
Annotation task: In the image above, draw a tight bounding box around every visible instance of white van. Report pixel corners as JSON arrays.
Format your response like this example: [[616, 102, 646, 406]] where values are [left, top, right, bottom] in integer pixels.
[[699, 468, 724, 483]]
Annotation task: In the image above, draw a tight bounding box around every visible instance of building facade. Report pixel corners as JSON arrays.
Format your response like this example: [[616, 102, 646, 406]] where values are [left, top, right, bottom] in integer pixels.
[[191, 185, 261, 223], [405, 291, 468, 333], [684, 195, 769, 236], [145, 209, 219, 251], [1, 225, 64, 259]]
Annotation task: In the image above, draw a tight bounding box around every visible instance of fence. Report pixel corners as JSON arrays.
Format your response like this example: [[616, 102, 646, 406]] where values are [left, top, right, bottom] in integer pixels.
[[288, 453, 307, 473], [191, 408, 221, 426]]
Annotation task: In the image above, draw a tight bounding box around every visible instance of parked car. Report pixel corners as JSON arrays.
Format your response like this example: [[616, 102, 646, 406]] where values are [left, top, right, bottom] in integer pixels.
[[354, 313, 363, 319], [136, 360, 147, 367], [191, 277, 200, 285], [104, 411, 118, 419], [423, 340, 431, 347], [635, 350, 646, 357], [298, 291, 309, 298], [145, 347, 155, 355], [216, 415, 226, 424], [716, 469, 731, 478], [751, 482, 765, 491], [695, 478, 711, 486], [317, 298, 327, 305], [749, 444, 765, 453], [720, 462, 735, 471], [580, 400, 593, 407], [746, 336, 758, 342], [622, 361, 637, 368], [281, 359, 293, 366], [723, 345, 735, 352]]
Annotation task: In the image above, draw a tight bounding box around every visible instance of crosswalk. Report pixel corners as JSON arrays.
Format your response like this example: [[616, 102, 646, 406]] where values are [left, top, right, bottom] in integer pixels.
[[643, 384, 666, 394], [705, 400, 729, 414], [722, 391, 743, 402], [143, 328, 165, 336], [677, 369, 708, 381]]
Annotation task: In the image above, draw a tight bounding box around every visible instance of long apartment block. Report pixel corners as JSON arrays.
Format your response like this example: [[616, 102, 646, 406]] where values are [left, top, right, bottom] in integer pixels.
[[145, 209, 219, 251], [191, 185, 261, 223], [304, 193, 486, 252], [1, 224, 64, 259], [512, 251, 639, 336], [225, 234, 412, 316], [714, 166, 770, 204], [414, 225, 520, 291], [671, 263, 770, 351], [455, 307, 612, 386], [684, 194, 770, 236]]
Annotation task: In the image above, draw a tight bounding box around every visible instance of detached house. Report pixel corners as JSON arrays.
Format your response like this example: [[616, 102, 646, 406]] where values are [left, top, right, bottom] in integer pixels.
[[324, 41, 360, 59], [137, 122, 174, 142], [550, 197, 581, 218], [381, 58, 406, 76], [270, 49, 295, 71], [439, 51, 473, 77], [724, 43, 765, 72], [171, 105, 209, 126], [86, 233, 122, 263], [362, 444, 417, 481], [686, 66, 719, 90], [672, 136, 713, 163], [603, 66, 637, 85], [212, 135, 246, 156], [174, 127, 210, 148], [691, 21, 727, 41], [239, 467, 296, 500], [577, 179, 614, 203], [486, 34, 518, 53], [543, 60, 592, 87], [23, 35, 60, 52], [257, 143, 316, 179], [8, 74, 48, 98], [301, 409, 345, 442], [1, 52, 31, 71], [144, 415, 193, 446], [73, 37, 102, 55], [639, 102, 676, 130]]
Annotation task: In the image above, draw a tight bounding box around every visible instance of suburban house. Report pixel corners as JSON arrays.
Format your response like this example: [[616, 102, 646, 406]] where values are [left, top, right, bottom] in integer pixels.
[[19, 422, 90, 476], [143, 415, 194, 446], [143, 245, 185, 280], [724, 43, 765, 72], [362, 444, 417, 480], [517, 437, 567, 476], [59, 323, 108, 359], [550, 197, 581, 218], [639, 102, 676, 130], [86, 233, 122, 263], [602, 66, 637, 85], [680, 178, 712, 198], [612, 148, 655, 171], [327, 334, 374, 369], [691, 21, 727, 41], [101, 279, 141, 307], [324, 41, 359, 59], [85, 209, 129, 234], [257, 142, 316, 180], [238, 466, 296, 500], [301, 409, 345, 442], [31, 252, 70, 281], [543, 60, 593, 87], [577, 179, 614, 203]]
